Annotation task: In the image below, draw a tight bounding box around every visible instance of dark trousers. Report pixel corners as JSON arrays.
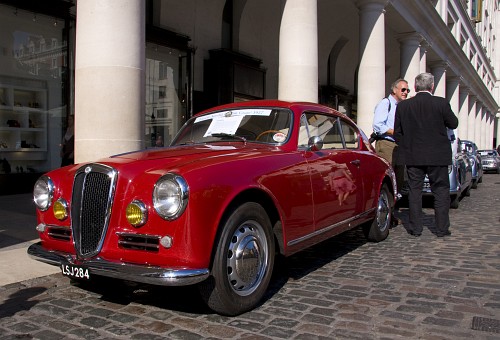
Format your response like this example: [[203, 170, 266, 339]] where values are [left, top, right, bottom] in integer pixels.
[[406, 165, 451, 235]]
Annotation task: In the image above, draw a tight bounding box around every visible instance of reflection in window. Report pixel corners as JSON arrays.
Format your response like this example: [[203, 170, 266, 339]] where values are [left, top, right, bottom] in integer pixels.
[[299, 113, 359, 150], [145, 43, 189, 148], [339, 120, 359, 149], [299, 113, 342, 149]]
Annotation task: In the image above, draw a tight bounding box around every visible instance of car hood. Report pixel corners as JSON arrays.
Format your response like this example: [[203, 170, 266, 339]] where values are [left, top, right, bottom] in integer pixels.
[[95, 143, 282, 172]]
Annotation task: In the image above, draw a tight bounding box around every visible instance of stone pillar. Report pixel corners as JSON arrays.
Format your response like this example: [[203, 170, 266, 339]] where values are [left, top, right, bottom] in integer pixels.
[[447, 76, 460, 155], [458, 86, 469, 141], [485, 112, 492, 149], [467, 95, 476, 142], [497, 114, 500, 149], [480, 107, 487, 149], [430, 62, 447, 97], [419, 41, 428, 73], [75, 0, 145, 163], [278, 0, 318, 103], [436, 0, 448, 21], [475, 101, 482, 147], [399, 33, 423, 95], [354, 0, 388, 135]]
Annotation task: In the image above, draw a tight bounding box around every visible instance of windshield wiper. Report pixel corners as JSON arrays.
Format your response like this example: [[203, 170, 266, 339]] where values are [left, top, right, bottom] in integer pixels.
[[211, 133, 246, 143]]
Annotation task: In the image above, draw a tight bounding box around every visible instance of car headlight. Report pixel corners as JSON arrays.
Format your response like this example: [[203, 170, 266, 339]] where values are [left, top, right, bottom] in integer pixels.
[[33, 176, 54, 211], [153, 173, 189, 220]]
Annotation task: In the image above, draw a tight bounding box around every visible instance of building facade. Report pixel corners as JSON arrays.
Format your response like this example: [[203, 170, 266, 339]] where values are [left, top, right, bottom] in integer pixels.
[[0, 0, 498, 191]]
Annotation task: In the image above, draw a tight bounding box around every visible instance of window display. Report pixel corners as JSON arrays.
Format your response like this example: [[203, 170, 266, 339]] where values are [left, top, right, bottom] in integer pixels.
[[0, 4, 70, 176]]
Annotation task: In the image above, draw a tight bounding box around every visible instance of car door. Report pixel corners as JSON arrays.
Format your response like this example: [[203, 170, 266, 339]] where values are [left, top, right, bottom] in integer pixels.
[[298, 112, 363, 231]]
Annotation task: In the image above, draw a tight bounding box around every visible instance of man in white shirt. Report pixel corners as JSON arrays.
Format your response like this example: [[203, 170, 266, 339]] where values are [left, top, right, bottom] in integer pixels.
[[372, 78, 409, 165]]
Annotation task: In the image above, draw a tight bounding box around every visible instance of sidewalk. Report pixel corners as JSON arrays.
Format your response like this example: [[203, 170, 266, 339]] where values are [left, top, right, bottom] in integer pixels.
[[0, 193, 59, 286]]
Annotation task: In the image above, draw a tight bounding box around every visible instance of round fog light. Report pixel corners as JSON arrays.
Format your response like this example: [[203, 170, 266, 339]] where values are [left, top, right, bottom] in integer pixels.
[[126, 200, 148, 227], [160, 236, 173, 249], [53, 198, 68, 220]]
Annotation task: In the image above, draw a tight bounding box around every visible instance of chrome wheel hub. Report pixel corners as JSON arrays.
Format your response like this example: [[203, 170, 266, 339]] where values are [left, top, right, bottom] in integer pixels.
[[376, 191, 390, 232], [226, 221, 268, 296]]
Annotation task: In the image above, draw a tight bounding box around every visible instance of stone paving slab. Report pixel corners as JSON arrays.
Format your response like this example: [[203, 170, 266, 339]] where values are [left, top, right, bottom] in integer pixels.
[[0, 175, 499, 339]]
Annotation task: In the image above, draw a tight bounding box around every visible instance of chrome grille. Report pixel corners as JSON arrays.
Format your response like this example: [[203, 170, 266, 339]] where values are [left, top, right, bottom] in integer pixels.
[[71, 164, 117, 258]]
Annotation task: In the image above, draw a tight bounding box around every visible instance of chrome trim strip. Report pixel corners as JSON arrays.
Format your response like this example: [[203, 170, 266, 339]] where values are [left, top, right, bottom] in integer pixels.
[[27, 242, 209, 286], [287, 208, 376, 247]]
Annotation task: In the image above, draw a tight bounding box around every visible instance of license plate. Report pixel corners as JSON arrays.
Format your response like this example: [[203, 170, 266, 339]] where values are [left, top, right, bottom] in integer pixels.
[[61, 264, 90, 280]]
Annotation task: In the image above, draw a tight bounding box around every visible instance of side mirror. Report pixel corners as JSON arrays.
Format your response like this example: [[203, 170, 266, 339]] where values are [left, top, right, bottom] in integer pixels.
[[308, 136, 324, 151]]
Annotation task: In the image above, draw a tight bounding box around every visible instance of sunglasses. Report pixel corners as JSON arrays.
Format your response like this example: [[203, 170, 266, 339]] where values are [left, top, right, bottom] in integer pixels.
[[401, 88, 410, 93]]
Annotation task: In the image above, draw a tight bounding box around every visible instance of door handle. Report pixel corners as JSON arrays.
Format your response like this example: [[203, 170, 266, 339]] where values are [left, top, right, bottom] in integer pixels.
[[350, 159, 361, 166]]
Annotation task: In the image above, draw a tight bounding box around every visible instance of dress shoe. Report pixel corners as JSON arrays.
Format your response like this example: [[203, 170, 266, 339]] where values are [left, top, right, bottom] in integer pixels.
[[436, 230, 451, 237], [407, 230, 421, 237]]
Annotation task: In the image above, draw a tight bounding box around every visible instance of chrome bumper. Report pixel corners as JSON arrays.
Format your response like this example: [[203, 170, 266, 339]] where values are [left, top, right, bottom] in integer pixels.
[[27, 242, 209, 286]]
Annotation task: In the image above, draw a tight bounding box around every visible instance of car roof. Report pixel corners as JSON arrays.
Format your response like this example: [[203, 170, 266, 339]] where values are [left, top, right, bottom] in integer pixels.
[[196, 99, 342, 116]]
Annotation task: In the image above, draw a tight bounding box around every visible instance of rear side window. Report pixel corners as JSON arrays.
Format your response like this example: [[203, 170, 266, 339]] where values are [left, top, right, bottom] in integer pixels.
[[298, 113, 359, 150]]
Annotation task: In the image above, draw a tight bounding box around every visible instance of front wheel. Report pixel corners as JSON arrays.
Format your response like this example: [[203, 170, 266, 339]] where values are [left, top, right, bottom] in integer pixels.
[[198, 202, 275, 316], [363, 184, 392, 242]]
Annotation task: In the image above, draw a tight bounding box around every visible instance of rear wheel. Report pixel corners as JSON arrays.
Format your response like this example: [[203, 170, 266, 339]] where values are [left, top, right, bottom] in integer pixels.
[[363, 184, 392, 242], [198, 202, 275, 316]]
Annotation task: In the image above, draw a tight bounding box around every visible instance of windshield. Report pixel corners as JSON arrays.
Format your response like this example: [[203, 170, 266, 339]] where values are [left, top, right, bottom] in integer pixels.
[[171, 108, 293, 145]]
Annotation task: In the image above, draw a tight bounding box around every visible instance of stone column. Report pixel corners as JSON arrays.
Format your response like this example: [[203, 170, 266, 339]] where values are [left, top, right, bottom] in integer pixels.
[[419, 41, 428, 73], [399, 33, 423, 95], [474, 101, 482, 147], [497, 114, 500, 149], [458, 86, 469, 141], [75, 0, 145, 163], [467, 95, 477, 142], [480, 107, 487, 149], [430, 62, 447, 97], [485, 112, 492, 149], [278, 0, 318, 103], [446, 76, 460, 155], [354, 0, 389, 135], [436, 0, 448, 21]]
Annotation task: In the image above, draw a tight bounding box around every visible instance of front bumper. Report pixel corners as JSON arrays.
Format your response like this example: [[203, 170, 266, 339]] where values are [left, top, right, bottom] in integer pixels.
[[27, 242, 209, 286]]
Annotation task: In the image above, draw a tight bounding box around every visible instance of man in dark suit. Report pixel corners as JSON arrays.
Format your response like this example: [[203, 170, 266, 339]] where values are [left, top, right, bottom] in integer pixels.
[[394, 73, 459, 237]]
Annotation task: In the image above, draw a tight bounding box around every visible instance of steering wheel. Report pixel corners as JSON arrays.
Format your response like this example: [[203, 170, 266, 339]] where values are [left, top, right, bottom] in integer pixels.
[[256, 130, 281, 141]]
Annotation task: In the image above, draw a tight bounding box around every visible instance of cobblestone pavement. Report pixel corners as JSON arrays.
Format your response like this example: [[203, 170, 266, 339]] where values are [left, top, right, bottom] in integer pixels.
[[1, 174, 499, 340]]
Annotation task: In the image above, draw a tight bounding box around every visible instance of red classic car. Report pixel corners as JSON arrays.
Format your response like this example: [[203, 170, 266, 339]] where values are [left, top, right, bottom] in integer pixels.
[[29, 100, 396, 316]]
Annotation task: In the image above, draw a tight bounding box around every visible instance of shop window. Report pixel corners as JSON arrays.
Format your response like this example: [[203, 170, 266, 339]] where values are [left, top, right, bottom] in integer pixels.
[[0, 3, 73, 182]]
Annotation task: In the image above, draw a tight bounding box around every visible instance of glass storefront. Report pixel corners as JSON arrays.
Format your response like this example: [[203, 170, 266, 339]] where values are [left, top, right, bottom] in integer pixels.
[[0, 4, 72, 178], [0, 2, 193, 193]]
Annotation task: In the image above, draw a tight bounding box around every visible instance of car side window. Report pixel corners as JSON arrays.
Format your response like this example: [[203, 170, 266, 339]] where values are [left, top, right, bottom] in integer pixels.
[[299, 113, 343, 149], [338, 119, 359, 149]]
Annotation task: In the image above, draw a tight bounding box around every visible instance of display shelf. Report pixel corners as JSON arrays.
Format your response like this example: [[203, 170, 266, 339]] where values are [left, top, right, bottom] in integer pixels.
[[0, 79, 48, 169]]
